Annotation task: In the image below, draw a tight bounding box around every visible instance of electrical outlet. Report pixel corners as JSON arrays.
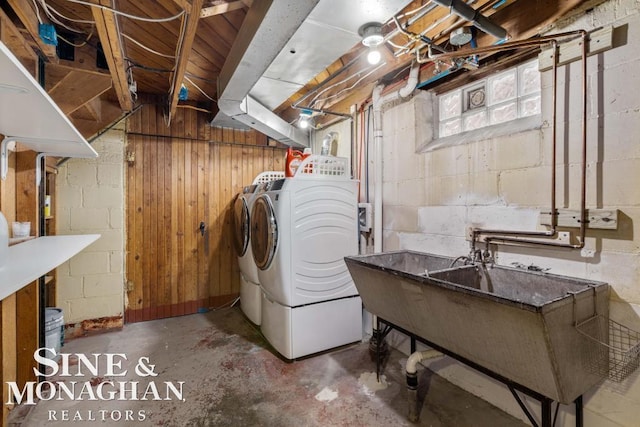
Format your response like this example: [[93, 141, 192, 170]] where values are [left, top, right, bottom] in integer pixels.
[[358, 203, 372, 232]]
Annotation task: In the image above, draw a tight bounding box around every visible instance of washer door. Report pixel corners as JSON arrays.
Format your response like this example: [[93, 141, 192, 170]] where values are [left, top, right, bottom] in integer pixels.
[[250, 195, 277, 270], [232, 194, 250, 257]]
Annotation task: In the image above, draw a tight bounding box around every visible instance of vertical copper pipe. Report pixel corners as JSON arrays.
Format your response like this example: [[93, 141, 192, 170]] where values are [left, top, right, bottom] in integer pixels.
[[578, 30, 589, 245], [550, 40, 558, 230]]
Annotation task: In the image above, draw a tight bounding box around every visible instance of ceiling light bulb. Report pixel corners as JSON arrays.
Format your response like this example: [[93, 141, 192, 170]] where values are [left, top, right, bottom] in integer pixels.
[[367, 49, 381, 65], [299, 117, 309, 129]]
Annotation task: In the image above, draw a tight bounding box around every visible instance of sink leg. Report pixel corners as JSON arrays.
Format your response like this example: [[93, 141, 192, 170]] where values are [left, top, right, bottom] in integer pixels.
[[542, 398, 552, 427], [575, 395, 583, 427]]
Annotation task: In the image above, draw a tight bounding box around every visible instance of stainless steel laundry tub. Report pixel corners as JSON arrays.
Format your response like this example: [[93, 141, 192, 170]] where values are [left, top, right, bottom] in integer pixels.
[[345, 253, 609, 403]]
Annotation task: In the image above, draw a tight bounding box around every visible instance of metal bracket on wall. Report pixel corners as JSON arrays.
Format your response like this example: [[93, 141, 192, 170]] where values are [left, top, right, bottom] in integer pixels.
[[0, 137, 17, 181], [538, 26, 614, 71]]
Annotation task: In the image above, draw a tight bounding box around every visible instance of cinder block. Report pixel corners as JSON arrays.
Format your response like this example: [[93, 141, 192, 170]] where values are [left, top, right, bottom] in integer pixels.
[[110, 251, 124, 274], [588, 251, 640, 304], [467, 206, 540, 231], [499, 167, 551, 207], [383, 205, 419, 232], [417, 206, 466, 236], [56, 185, 82, 209], [69, 251, 110, 275], [66, 162, 97, 186], [66, 294, 123, 324], [469, 171, 501, 205], [56, 207, 72, 233], [398, 232, 469, 257], [469, 138, 496, 173], [600, 110, 640, 161], [382, 230, 400, 251], [97, 164, 123, 186], [428, 144, 470, 177], [55, 275, 84, 302], [382, 182, 398, 206], [430, 175, 470, 206], [83, 229, 123, 252], [602, 159, 640, 206], [83, 274, 123, 298], [83, 186, 123, 209], [494, 130, 542, 170], [397, 179, 426, 206], [109, 208, 124, 229], [70, 208, 110, 230]]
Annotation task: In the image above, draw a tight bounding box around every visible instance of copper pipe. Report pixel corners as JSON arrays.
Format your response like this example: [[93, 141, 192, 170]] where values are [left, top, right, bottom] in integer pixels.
[[423, 30, 584, 63], [475, 31, 590, 251]]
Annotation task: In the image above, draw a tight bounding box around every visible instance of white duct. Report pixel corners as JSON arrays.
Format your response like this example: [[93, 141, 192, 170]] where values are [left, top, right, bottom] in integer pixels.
[[215, 0, 320, 146], [214, 0, 415, 146], [371, 64, 419, 253]]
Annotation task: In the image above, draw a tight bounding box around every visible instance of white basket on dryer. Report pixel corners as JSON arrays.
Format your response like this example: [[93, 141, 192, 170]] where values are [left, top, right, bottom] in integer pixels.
[[294, 155, 349, 179], [252, 171, 286, 185]]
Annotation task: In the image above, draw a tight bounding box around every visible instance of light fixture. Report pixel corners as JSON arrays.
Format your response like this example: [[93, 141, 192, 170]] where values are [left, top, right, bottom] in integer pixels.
[[298, 109, 313, 129], [359, 22, 384, 65]]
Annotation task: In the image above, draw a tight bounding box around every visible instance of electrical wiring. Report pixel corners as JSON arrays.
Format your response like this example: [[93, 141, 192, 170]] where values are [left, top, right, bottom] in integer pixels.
[[310, 63, 386, 108], [122, 33, 175, 58], [58, 29, 93, 47], [38, 0, 87, 33], [32, 0, 43, 24], [176, 104, 212, 114], [39, 0, 94, 25], [308, 63, 379, 107], [184, 76, 215, 102], [390, 1, 432, 21], [125, 59, 173, 74], [65, 0, 186, 23]]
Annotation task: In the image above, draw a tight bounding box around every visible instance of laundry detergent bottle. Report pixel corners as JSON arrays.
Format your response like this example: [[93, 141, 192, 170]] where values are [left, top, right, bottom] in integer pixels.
[[285, 147, 304, 177]]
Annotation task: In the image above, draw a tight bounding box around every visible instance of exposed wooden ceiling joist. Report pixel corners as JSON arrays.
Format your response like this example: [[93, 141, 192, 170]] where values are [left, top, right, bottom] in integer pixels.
[[92, 0, 133, 111], [7, 0, 58, 61], [168, 0, 203, 118], [200, 1, 246, 18], [0, 6, 37, 67], [48, 70, 113, 115]]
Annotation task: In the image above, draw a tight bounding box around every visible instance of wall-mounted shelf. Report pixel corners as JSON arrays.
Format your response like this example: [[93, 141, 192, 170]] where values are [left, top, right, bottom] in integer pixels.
[[0, 41, 98, 179], [0, 234, 100, 301]]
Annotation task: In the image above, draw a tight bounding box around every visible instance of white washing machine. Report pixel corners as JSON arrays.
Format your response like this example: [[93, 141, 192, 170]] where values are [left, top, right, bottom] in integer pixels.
[[233, 171, 284, 325], [250, 156, 362, 359]]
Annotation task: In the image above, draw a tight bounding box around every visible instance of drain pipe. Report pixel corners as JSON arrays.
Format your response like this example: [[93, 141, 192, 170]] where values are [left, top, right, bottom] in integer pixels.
[[431, 0, 508, 40], [369, 64, 420, 360], [406, 349, 443, 422]]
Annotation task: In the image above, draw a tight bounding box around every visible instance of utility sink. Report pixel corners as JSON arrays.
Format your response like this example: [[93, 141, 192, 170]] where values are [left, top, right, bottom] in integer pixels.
[[345, 252, 609, 403]]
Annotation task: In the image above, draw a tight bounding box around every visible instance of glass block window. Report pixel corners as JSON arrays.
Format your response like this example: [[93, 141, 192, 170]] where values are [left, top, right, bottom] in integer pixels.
[[437, 59, 541, 138]]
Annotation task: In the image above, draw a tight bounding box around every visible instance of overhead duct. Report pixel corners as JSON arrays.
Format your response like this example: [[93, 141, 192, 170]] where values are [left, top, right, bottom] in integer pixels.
[[431, 0, 508, 40], [215, 0, 319, 146], [214, 0, 414, 147]]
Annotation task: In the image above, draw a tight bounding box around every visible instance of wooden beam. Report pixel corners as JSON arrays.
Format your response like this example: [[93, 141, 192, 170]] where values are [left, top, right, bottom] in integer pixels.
[[0, 7, 37, 66], [7, 0, 58, 61], [92, 0, 133, 111], [200, 1, 246, 18], [48, 69, 113, 115], [169, 0, 203, 119]]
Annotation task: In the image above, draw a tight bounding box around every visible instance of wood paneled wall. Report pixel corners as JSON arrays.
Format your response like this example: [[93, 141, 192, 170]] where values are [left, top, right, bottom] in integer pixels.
[[125, 103, 286, 322]]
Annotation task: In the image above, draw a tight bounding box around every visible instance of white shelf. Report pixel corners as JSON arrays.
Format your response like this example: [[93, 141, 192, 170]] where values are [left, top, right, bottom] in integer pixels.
[[0, 234, 100, 301], [0, 41, 97, 162]]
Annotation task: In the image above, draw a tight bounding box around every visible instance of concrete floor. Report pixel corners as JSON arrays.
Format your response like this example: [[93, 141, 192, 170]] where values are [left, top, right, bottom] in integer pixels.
[[9, 307, 526, 426]]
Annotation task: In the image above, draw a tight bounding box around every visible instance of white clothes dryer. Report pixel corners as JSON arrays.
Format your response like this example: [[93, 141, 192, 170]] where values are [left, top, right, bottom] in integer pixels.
[[251, 156, 362, 359], [233, 171, 284, 325]]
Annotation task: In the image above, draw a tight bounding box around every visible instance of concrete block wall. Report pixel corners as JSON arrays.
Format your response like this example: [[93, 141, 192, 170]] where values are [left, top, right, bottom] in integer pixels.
[[56, 128, 125, 326], [379, 1, 640, 425]]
